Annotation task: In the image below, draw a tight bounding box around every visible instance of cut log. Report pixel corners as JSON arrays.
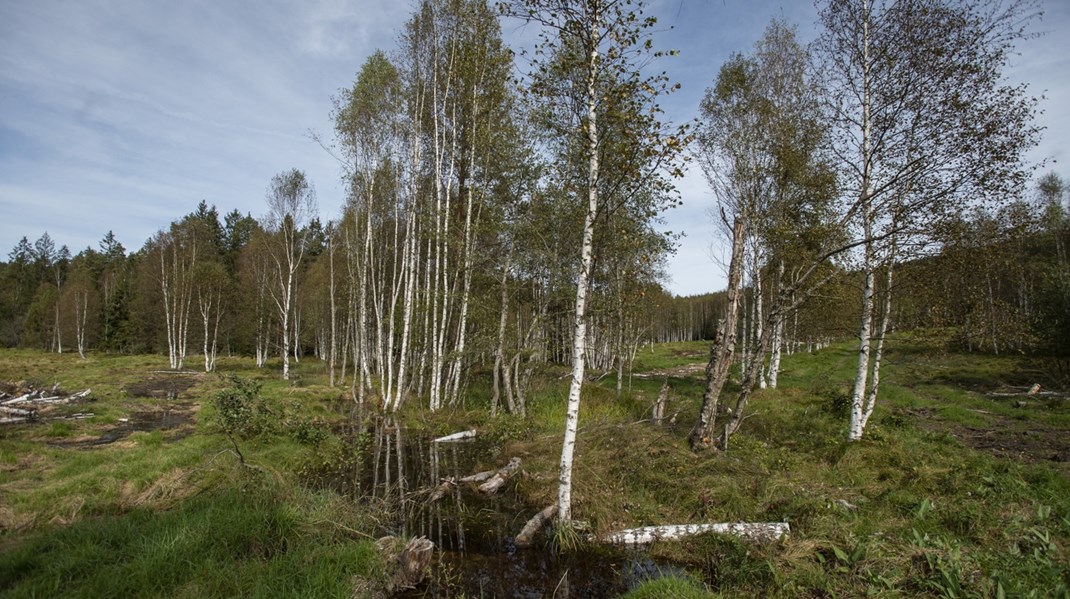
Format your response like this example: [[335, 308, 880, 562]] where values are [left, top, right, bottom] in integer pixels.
[[515, 503, 557, 548], [477, 457, 521, 494], [600, 522, 790, 545], [1028, 383, 1041, 395], [395, 536, 434, 589], [433, 429, 477, 443]]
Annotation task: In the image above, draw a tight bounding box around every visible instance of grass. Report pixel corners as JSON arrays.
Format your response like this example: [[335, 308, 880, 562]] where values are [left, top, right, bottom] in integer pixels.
[[0, 483, 383, 598], [1, 337, 1069, 597], [490, 335, 1070, 597]]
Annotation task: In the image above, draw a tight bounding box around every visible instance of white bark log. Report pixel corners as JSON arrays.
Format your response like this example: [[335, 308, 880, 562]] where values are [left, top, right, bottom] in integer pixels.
[[600, 522, 789, 545], [433, 429, 477, 443]]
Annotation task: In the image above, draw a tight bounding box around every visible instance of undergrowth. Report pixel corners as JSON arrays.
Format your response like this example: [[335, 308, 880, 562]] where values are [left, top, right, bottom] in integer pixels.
[[0, 336, 1068, 597]]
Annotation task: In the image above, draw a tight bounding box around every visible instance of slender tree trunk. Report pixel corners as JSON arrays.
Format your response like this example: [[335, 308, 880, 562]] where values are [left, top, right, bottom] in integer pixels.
[[492, 250, 513, 417], [767, 260, 785, 388], [328, 231, 337, 387], [559, 19, 600, 524], [689, 217, 746, 450], [754, 243, 766, 390], [849, 232, 876, 441], [848, 0, 875, 442], [861, 258, 895, 432], [75, 289, 88, 359]]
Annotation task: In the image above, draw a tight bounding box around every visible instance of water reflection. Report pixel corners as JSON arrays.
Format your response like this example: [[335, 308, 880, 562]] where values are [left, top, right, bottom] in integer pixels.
[[351, 418, 686, 598]]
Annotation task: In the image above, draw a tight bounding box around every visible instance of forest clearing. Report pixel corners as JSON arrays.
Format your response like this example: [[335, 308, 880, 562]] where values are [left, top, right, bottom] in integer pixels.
[[1, 334, 1068, 597]]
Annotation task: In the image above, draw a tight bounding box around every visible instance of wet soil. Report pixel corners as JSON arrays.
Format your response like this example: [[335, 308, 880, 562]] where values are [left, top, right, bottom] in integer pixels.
[[124, 373, 200, 399], [902, 407, 1070, 476], [47, 403, 197, 449]]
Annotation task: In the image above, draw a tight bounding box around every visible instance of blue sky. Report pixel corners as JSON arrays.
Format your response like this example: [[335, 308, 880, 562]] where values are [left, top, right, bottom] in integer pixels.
[[1, 0, 1066, 296]]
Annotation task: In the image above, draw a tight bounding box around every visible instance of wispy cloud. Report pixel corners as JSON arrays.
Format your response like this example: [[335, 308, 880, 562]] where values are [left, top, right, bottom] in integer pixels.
[[0, 0, 1066, 296]]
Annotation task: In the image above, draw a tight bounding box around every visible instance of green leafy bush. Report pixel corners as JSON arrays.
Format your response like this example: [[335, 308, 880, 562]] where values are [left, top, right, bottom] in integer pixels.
[[211, 375, 276, 439]]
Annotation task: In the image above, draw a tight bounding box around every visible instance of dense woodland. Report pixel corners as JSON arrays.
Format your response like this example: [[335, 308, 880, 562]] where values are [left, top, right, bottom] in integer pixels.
[[0, 0, 1068, 515]]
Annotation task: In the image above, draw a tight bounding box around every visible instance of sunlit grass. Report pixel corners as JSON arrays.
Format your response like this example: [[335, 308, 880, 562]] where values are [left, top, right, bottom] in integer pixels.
[[1, 337, 1068, 597]]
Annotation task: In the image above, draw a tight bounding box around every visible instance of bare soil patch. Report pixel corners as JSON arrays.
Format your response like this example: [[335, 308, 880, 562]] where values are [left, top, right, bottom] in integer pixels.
[[124, 373, 201, 399], [904, 407, 1070, 476], [633, 362, 707, 380]]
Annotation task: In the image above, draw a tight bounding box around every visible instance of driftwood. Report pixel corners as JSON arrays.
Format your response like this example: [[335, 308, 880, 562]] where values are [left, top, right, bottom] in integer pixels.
[[600, 522, 790, 545], [477, 457, 521, 494], [515, 503, 557, 548], [433, 429, 477, 443]]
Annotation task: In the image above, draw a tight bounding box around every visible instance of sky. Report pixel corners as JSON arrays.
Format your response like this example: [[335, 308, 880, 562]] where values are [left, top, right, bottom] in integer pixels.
[[1, 0, 1067, 297]]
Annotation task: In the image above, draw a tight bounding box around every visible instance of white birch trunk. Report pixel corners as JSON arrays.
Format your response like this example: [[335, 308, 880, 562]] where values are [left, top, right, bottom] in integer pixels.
[[861, 257, 895, 432], [767, 260, 785, 388], [559, 13, 600, 524], [754, 246, 766, 390], [328, 230, 337, 387], [492, 250, 512, 417], [601, 522, 789, 545], [849, 0, 875, 442], [74, 289, 88, 359]]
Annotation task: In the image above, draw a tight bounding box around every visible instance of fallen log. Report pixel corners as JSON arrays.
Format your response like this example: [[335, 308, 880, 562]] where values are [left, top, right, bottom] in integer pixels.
[[458, 470, 495, 483], [0, 405, 33, 417], [477, 457, 521, 494], [600, 522, 790, 545], [0, 416, 32, 425], [2, 388, 90, 406], [1, 394, 32, 406], [433, 429, 477, 443], [426, 478, 456, 504], [515, 503, 556, 548]]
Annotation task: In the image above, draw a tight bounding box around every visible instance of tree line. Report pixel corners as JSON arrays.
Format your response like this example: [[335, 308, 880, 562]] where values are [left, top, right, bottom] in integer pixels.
[[0, 0, 1063, 527]]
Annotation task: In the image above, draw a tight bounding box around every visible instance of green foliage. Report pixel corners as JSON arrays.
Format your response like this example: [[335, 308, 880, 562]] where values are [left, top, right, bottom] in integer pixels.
[[210, 374, 276, 439], [819, 385, 852, 419], [287, 415, 330, 446]]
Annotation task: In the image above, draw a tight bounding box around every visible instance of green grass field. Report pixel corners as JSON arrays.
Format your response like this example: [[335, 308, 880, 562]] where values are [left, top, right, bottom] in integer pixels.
[[1, 335, 1068, 597]]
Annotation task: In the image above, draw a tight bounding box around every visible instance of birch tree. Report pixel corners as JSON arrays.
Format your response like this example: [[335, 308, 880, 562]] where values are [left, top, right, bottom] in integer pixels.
[[689, 21, 832, 450], [503, 0, 685, 525], [150, 225, 197, 370], [264, 169, 317, 381], [814, 0, 1042, 441]]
